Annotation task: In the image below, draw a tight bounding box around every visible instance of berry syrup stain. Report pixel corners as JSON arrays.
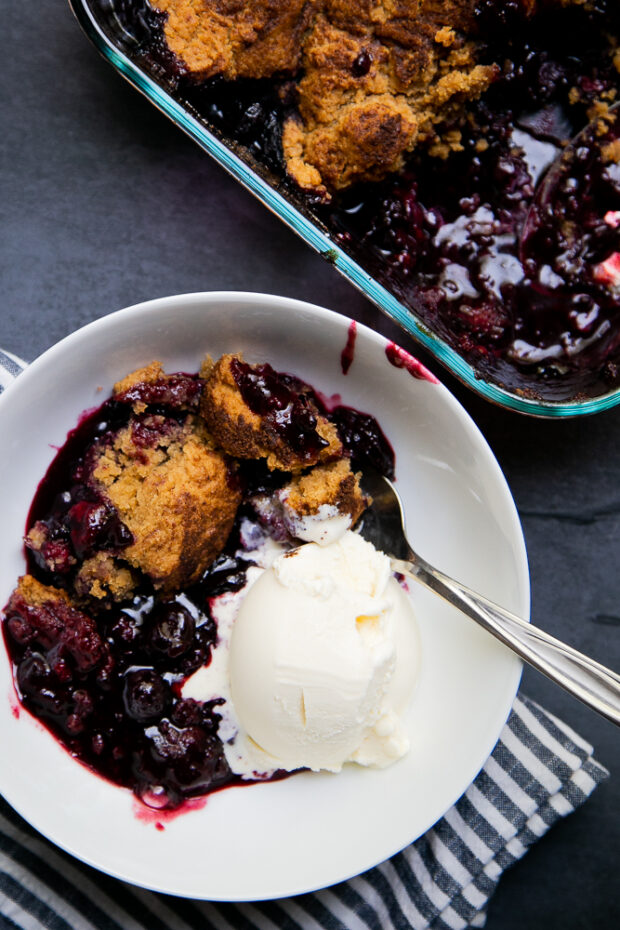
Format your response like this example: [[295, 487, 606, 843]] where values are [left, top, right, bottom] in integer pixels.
[[341, 321, 357, 375], [133, 794, 208, 828], [386, 343, 439, 383]]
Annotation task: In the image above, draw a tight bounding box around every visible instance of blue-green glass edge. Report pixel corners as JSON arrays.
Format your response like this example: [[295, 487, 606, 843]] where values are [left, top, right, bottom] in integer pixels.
[[70, 0, 620, 418]]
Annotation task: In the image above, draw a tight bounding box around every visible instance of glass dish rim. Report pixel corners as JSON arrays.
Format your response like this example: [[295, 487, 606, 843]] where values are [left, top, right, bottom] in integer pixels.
[[68, 0, 620, 419]]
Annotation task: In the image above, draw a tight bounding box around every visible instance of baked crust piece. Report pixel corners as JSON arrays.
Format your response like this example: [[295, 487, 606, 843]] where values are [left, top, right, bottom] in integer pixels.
[[113, 361, 166, 397], [151, 0, 496, 192], [284, 1, 497, 193], [153, 0, 313, 81], [92, 415, 241, 592], [282, 458, 368, 525], [201, 353, 343, 471], [11, 574, 73, 610], [152, 0, 594, 193], [74, 554, 137, 603]]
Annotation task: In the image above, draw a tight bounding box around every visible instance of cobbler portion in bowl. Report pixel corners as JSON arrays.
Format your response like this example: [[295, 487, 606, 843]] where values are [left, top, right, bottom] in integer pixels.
[[121, 0, 620, 400], [1, 353, 392, 810]]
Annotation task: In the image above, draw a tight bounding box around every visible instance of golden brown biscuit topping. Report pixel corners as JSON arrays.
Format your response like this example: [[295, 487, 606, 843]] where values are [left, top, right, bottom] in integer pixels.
[[150, 0, 496, 192]]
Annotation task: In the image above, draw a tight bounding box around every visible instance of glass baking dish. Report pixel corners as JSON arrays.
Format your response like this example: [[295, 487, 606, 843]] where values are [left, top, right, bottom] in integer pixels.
[[68, 0, 620, 417]]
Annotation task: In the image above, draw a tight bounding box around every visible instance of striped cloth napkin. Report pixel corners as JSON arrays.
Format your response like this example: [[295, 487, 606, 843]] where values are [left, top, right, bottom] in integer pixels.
[[0, 350, 23, 394], [0, 353, 609, 929], [0, 695, 608, 930]]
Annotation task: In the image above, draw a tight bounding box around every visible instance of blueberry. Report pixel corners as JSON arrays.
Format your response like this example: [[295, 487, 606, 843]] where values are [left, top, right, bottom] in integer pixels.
[[16, 653, 51, 693], [149, 604, 195, 659], [109, 614, 142, 648], [68, 500, 111, 557], [17, 653, 69, 716], [171, 698, 203, 728], [123, 668, 170, 722], [351, 50, 372, 78], [147, 720, 230, 790], [68, 499, 131, 558], [7, 614, 35, 645]]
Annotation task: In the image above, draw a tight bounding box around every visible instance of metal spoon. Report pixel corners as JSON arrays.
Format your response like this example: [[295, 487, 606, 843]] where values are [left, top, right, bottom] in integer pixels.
[[359, 469, 620, 726]]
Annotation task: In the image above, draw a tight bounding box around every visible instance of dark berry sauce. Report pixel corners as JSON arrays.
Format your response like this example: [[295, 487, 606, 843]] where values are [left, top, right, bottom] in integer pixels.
[[2, 365, 394, 811], [386, 342, 439, 383], [230, 357, 329, 461], [91, 0, 620, 401], [115, 373, 203, 410], [330, 406, 395, 480]]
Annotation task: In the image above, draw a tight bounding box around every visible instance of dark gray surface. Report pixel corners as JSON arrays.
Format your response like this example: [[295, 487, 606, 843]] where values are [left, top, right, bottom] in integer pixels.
[[1, 1, 618, 926]]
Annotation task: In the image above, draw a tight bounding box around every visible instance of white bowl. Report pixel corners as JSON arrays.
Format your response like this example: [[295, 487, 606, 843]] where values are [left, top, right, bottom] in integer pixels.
[[0, 292, 528, 900]]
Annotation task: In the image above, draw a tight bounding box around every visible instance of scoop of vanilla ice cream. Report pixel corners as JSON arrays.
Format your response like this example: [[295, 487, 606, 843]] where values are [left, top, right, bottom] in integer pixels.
[[229, 531, 418, 773]]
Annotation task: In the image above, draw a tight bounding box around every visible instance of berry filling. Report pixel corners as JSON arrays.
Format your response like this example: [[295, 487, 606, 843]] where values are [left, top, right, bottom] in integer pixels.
[[115, 373, 203, 410], [230, 358, 329, 462], [2, 364, 393, 811]]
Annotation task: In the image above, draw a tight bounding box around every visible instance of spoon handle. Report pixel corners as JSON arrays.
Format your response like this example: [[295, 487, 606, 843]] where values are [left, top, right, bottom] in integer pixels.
[[393, 553, 620, 727]]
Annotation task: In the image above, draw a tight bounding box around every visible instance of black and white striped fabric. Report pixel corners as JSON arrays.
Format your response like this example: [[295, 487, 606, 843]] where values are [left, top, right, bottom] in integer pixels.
[[0, 350, 25, 394], [0, 696, 608, 930], [0, 354, 609, 929]]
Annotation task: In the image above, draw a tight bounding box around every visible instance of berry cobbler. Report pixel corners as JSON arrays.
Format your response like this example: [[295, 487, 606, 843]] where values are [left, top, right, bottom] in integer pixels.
[[111, 0, 620, 399], [1, 353, 393, 810]]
